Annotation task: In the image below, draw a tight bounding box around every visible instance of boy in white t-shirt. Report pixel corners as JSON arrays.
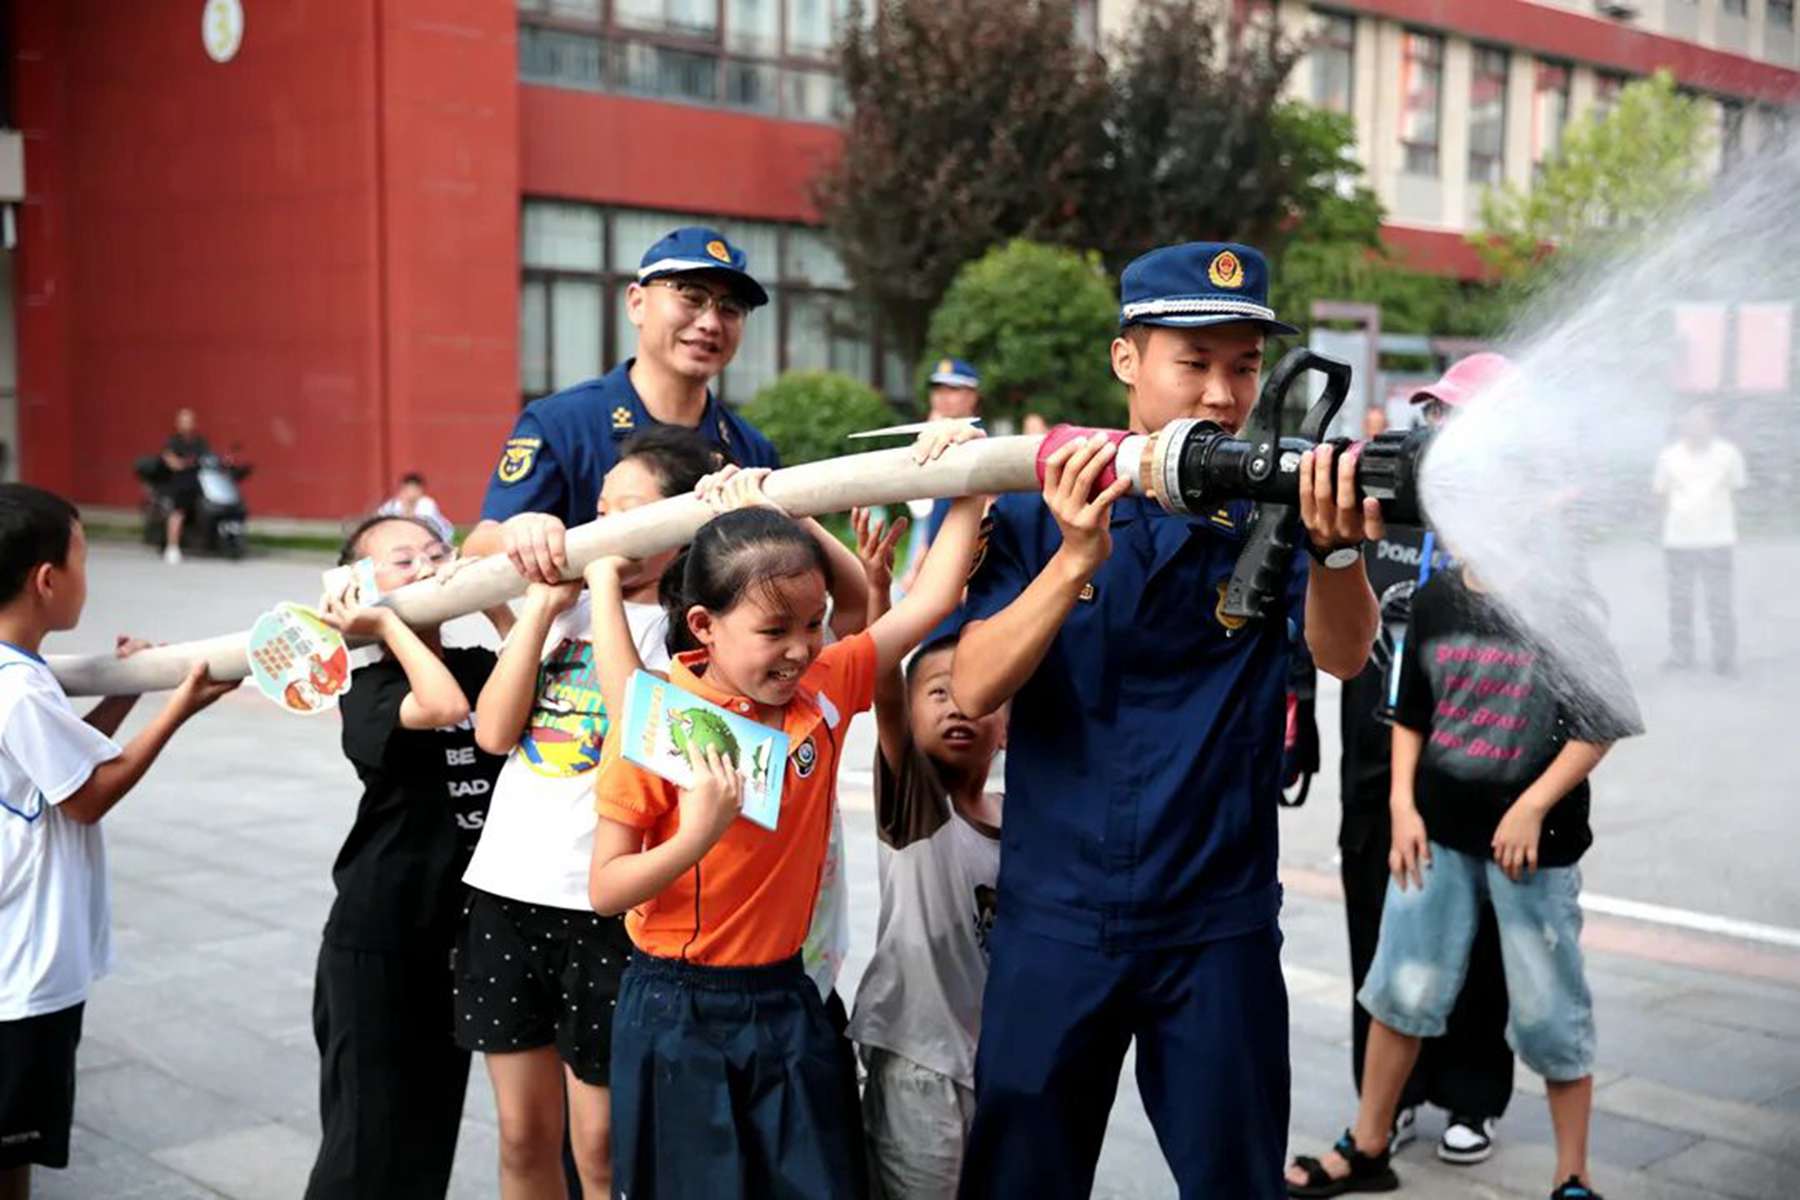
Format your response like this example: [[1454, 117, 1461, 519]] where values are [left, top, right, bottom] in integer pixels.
[[0, 485, 236, 1198], [1652, 403, 1747, 675], [846, 506, 1007, 1200]]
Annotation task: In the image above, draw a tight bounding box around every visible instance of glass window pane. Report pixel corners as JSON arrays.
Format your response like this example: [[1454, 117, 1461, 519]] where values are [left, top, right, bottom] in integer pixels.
[[1467, 46, 1507, 184], [520, 279, 549, 395], [784, 68, 842, 122], [830, 305, 873, 382], [725, 286, 779, 404], [519, 27, 605, 89], [1534, 61, 1571, 166], [613, 280, 638, 369], [726, 0, 780, 54], [1310, 11, 1355, 115], [615, 0, 717, 36], [615, 42, 717, 103], [725, 221, 780, 282], [1400, 32, 1442, 175], [725, 60, 780, 113], [786, 293, 830, 373], [612, 209, 697, 272], [551, 279, 603, 390], [613, 0, 664, 30], [548, 0, 600, 17], [782, 228, 849, 288], [785, 0, 842, 57], [523, 201, 604, 271]]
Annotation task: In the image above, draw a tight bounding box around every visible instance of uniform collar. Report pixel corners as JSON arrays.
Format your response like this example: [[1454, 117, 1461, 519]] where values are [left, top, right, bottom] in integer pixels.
[[611, 359, 731, 448]]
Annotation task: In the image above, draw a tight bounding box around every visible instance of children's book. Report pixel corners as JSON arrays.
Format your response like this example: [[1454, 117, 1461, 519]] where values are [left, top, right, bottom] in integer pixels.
[[618, 669, 785, 831]]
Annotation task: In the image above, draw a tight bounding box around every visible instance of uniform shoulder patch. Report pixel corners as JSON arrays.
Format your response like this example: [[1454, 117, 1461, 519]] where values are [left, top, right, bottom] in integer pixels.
[[968, 513, 994, 580], [496, 437, 540, 486]]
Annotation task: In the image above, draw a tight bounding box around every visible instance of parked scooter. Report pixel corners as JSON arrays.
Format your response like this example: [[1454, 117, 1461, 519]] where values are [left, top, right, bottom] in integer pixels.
[[134, 452, 254, 560]]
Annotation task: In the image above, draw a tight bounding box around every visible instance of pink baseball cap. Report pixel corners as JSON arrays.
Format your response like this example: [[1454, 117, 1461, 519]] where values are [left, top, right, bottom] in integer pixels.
[[1409, 352, 1517, 408]]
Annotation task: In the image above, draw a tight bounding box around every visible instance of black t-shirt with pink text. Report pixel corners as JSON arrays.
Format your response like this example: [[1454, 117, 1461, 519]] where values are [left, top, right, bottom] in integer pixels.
[[1393, 570, 1641, 867]]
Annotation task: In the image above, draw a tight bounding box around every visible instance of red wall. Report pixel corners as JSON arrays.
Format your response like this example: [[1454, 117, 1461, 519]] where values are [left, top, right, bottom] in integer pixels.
[[519, 85, 841, 222], [12, 0, 518, 522]]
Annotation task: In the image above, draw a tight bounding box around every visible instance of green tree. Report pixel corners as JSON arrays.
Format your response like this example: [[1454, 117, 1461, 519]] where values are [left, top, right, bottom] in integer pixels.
[[1472, 69, 1714, 281], [741, 371, 898, 466], [1089, 4, 1320, 273], [925, 241, 1123, 428], [816, 0, 1111, 362]]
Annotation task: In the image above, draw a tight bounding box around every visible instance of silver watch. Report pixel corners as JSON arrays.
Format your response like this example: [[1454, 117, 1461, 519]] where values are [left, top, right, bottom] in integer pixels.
[[1318, 545, 1362, 570]]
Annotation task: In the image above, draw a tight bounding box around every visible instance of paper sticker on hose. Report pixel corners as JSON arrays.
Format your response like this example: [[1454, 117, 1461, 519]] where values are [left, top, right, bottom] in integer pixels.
[[247, 602, 352, 716]]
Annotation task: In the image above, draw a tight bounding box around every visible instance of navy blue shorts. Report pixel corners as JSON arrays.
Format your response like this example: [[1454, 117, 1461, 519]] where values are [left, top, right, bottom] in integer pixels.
[[610, 952, 865, 1200]]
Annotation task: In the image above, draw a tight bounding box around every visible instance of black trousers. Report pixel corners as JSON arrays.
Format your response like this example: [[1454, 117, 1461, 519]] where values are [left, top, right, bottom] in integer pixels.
[[1342, 823, 1514, 1119], [1666, 547, 1736, 669], [305, 941, 470, 1200]]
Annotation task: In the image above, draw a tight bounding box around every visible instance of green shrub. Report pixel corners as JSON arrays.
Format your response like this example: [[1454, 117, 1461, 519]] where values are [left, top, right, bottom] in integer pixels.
[[741, 370, 899, 466]]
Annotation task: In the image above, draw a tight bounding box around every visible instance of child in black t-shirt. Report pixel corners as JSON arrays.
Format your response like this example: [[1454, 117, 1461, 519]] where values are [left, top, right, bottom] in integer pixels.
[[1288, 565, 1642, 1200], [303, 514, 513, 1200]]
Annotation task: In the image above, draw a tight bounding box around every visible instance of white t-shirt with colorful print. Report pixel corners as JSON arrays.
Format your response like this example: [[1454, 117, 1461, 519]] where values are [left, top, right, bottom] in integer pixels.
[[464, 597, 667, 910]]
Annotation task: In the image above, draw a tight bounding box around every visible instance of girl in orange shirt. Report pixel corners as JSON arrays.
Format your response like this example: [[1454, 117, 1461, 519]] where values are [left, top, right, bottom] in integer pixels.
[[589, 433, 985, 1199]]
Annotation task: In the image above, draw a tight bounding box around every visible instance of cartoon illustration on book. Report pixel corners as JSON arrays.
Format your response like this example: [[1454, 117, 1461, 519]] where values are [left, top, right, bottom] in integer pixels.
[[619, 670, 786, 831], [247, 602, 352, 716]]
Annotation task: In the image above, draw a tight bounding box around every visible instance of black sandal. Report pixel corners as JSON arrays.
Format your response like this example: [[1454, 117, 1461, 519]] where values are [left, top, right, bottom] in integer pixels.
[[1287, 1129, 1401, 1197]]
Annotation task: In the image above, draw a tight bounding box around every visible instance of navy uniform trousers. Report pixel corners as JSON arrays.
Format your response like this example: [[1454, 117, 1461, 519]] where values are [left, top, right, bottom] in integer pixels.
[[958, 919, 1290, 1199]]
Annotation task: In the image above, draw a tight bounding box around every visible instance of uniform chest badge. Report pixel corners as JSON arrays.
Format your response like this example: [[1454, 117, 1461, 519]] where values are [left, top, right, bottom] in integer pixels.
[[1214, 580, 1248, 632], [611, 406, 635, 432], [496, 437, 541, 486], [792, 735, 819, 778], [1078, 582, 1096, 603]]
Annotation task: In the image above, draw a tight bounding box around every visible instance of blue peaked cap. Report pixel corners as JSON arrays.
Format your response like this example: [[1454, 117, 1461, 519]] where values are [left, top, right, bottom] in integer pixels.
[[637, 226, 770, 308], [1118, 241, 1298, 335], [927, 357, 981, 389]]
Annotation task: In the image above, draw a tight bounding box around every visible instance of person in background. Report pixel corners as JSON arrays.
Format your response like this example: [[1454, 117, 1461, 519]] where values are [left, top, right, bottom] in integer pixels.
[[378, 473, 455, 545], [901, 359, 983, 592], [160, 409, 210, 565], [1020, 413, 1050, 438], [1653, 403, 1746, 676], [1328, 355, 1518, 1172], [1362, 406, 1389, 438]]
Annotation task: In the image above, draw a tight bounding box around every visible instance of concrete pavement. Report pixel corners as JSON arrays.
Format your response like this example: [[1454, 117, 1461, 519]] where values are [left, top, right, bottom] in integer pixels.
[[26, 541, 1800, 1198]]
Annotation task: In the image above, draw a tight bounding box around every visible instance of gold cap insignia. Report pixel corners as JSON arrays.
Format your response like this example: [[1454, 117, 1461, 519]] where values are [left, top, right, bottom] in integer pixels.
[[1208, 250, 1245, 290]]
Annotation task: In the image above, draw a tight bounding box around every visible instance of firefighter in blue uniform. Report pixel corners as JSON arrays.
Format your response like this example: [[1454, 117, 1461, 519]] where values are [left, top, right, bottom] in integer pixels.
[[464, 226, 780, 581], [945, 242, 1383, 1198]]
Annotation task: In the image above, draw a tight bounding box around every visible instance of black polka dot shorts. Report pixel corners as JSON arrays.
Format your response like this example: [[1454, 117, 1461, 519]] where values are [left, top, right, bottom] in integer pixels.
[[452, 888, 635, 1085]]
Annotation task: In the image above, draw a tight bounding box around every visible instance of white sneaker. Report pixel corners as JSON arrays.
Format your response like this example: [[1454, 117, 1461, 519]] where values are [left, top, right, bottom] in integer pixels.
[[163, 544, 182, 565], [1438, 1115, 1496, 1164], [1388, 1106, 1418, 1155]]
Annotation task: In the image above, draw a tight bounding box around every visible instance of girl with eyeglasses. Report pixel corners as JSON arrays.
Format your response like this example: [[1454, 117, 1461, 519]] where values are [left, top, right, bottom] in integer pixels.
[[304, 514, 517, 1200]]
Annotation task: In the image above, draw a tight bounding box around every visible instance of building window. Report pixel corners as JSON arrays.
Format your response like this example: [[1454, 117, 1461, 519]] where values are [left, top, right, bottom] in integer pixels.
[[1310, 9, 1356, 115], [1772, 0, 1795, 29], [1467, 46, 1508, 186], [1593, 71, 1628, 119], [1399, 31, 1443, 176], [517, 0, 849, 123], [1763, 104, 1793, 151], [1720, 99, 1746, 167], [519, 200, 897, 405], [1073, 0, 1099, 49], [1533, 59, 1572, 171], [1721, 0, 1747, 15]]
